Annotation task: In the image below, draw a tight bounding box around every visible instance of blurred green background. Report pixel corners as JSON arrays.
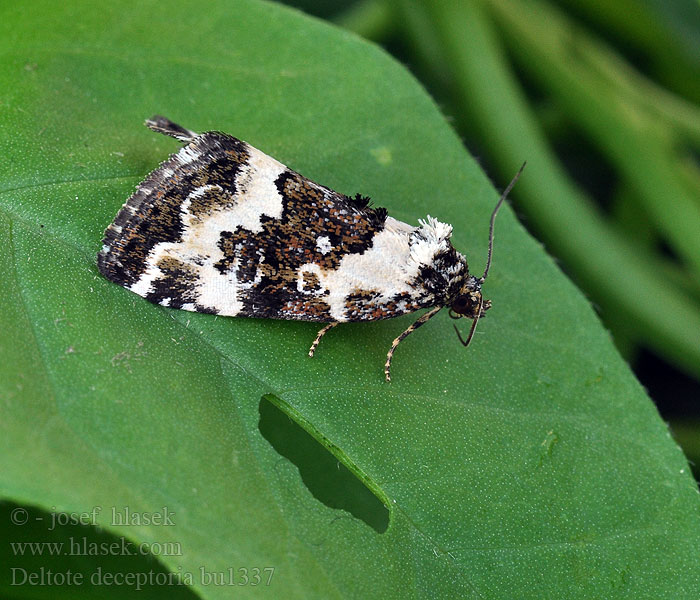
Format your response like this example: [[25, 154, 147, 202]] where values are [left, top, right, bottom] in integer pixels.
[[282, 0, 700, 478]]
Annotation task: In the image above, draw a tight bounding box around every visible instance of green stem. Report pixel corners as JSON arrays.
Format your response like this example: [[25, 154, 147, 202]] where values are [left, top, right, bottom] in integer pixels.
[[486, 0, 700, 277], [553, 0, 700, 103], [334, 0, 394, 41], [580, 41, 700, 148]]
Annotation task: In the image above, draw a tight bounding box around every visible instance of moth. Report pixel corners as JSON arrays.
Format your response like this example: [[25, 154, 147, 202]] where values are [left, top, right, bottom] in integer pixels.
[[98, 116, 523, 381]]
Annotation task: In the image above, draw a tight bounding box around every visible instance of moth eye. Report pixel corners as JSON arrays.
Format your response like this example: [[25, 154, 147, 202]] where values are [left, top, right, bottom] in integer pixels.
[[452, 295, 469, 313]]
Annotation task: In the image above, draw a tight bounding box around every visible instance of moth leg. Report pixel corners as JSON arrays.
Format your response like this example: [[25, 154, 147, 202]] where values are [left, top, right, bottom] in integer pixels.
[[308, 322, 339, 358], [384, 306, 442, 382]]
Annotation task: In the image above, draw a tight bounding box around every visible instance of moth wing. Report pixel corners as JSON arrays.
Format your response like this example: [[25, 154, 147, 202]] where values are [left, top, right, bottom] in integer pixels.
[[100, 119, 440, 322]]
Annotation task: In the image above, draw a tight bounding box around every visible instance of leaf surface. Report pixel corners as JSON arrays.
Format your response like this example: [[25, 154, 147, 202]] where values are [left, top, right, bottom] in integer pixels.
[[0, 1, 698, 598]]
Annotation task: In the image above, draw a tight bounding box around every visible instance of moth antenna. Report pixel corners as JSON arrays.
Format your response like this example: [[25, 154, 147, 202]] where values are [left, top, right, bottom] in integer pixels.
[[454, 297, 483, 347], [480, 162, 526, 282]]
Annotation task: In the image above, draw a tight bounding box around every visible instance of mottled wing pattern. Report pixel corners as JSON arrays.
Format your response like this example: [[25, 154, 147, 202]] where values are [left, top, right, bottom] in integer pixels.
[[98, 121, 467, 322]]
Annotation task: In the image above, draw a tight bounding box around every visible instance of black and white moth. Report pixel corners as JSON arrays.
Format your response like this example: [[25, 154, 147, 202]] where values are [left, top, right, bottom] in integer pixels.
[[98, 116, 523, 381]]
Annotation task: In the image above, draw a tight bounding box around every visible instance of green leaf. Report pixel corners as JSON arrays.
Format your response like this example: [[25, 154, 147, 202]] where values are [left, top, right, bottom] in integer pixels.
[[1, 1, 698, 598]]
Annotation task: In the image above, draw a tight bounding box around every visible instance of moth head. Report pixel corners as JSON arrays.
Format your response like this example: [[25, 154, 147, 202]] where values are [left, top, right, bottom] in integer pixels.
[[449, 162, 525, 348], [450, 276, 491, 320], [449, 276, 491, 347]]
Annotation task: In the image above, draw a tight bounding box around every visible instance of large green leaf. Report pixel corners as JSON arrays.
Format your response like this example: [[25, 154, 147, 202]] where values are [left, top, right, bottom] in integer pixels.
[[1, 0, 698, 598]]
